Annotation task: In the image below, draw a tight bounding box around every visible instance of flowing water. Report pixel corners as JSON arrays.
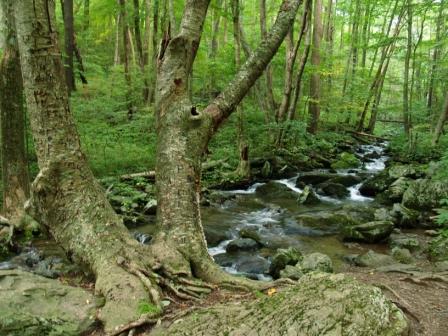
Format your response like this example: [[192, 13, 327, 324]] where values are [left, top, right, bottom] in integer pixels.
[[0, 143, 389, 280], [202, 142, 389, 280]]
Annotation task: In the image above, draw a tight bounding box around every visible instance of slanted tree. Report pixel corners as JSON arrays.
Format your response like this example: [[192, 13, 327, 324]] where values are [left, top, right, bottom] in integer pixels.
[[13, 0, 301, 332], [0, 0, 30, 227]]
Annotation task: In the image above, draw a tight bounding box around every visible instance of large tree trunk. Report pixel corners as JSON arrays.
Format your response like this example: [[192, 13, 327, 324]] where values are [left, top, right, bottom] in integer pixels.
[[0, 0, 30, 226], [13, 0, 160, 332], [154, 0, 302, 281], [62, 0, 76, 93], [307, 0, 323, 134], [13, 0, 301, 333]]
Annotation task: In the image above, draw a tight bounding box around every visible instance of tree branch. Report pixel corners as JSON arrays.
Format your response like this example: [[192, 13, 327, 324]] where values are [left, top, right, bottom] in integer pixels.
[[205, 0, 302, 131]]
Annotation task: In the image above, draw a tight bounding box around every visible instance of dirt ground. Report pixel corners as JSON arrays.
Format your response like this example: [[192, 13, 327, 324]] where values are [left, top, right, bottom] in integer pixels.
[[346, 268, 448, 336]]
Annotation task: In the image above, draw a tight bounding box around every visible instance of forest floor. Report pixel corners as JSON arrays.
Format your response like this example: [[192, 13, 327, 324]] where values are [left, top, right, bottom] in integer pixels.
[[346, 268, 448, 336]]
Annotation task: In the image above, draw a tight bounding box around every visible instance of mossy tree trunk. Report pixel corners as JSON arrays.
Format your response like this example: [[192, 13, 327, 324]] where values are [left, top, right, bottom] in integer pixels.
[[0, 0, 30, 227], [13, 0, 301, 332], [13, 0, 161, 332], [153, 0, 302, 283]]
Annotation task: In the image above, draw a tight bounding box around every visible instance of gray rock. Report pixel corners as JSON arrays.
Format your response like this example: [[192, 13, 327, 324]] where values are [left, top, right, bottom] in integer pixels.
[[389, 203, 419, 228], [151, 273, 409, 336], [300, 252, 333, 273], [255, 181, 296, 200], [296, 173, 336, 186], [434, 261, 448, 272], [316, 182, 349, 198], [236, 255, 269, 275], [297, 185, 320, 205], [0, 270, 96, 336], [389, 233, 420, 252], [388, 164, 425, 179], [359, 171, 395, 197], [391, 248, 414, 264], [355, 250, 397, 268], [428, 235, 448, 261], [384, 177, 413, 203], [239, 228, 263, 246], [226, 238, 259, 253], [328, 174, 362, 187], [402, 179, 448, 211], [269, 247, 303, 279], [280, 253, 333, 280], [342, 220, 394, 243], [374, 208, 394, 222]]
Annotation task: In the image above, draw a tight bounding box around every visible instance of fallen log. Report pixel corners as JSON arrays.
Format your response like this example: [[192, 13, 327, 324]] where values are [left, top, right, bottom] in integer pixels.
[[347, 130, 389, 141]]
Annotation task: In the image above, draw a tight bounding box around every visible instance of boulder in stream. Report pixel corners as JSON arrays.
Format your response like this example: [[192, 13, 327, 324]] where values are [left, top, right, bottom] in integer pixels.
[[255, 181, 296, 200], [0, 270, 96, 336], [295, 173, 336, 186], [359, 171, 395, 197], [341, 220, 394, 243], [328, 174, 362, 187], [316, 182, 349, 198], [280, 252, 333, 280], [150, 273, 409, 336], [297, 185, 320, 205], [226, 238, 259, 253], [269, 247, 303, 279], [331, 152, 361, 170]]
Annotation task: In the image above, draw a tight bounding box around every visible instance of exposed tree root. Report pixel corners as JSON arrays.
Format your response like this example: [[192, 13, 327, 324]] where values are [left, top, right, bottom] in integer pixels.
[[399, 274, 448, 287], [376, 284, 420, 323]]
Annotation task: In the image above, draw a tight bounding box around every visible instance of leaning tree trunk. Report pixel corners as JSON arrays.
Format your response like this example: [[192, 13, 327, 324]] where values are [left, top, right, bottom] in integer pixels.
[[0, 0, 30, 227], [154, 0, 302, 281], [13, 0, 163, 332]]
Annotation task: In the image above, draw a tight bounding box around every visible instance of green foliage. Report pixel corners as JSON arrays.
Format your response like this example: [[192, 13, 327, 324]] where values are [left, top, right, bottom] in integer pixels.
[[137, 300, 161, 315]]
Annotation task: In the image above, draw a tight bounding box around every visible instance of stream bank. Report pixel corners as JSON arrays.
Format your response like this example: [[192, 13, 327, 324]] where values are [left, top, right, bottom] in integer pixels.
[[1, 138, 447, 335]]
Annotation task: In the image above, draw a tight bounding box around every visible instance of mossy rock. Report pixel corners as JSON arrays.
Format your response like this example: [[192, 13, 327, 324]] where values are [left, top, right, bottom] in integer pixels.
[[151, 273, 409, 336], [341, 220, 394, 243], [0, 270, 96, 336], [331, 152, 361, 170], [402, 179, 448, 211], [269, 247, 303, 279], [428, 235, 448, 261]]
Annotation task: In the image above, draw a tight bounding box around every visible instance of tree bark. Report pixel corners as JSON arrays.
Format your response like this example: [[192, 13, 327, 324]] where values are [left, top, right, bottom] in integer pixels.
[[119, 0, 135, 119], [260, 0, 277, 115], [154, 0, 302, 282], [402, 0, 412, 137], [83, 0, 89, 30], [0, 0, 30, 226], [426, 0, 444, 116], [13, 0, 164, 332], [307, 0, 323, 134], [62, 0, 76, 93], [432, 93, 448, 146], [12, 0, 301, 333]]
